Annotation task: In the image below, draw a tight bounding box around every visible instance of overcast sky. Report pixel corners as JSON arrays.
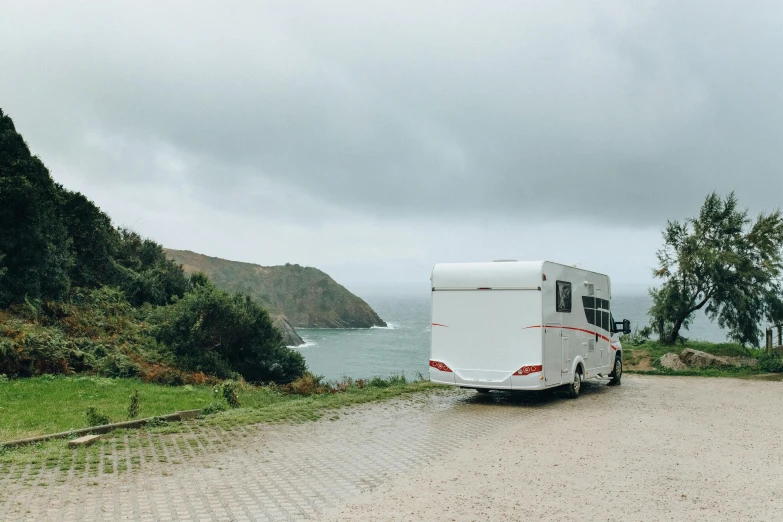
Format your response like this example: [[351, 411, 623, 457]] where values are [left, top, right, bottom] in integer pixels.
[[2, 1, 782, 292]]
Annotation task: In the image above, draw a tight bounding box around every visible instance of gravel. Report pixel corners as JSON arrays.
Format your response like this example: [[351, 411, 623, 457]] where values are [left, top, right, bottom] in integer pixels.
[[322, 375, 783, 521]]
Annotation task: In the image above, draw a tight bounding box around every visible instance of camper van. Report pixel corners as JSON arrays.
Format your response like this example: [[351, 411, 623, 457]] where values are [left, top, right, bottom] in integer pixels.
[[429, 261, 631, 398]]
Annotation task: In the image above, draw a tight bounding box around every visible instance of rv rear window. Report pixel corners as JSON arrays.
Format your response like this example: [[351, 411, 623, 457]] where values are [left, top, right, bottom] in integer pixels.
[[556, 281, 572, 313]]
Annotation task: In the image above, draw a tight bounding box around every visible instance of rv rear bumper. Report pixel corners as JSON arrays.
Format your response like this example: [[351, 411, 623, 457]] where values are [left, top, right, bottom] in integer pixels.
[[454, 368, 511, 389], [510, 373, 548, 390], [430, 368, 547, 390]]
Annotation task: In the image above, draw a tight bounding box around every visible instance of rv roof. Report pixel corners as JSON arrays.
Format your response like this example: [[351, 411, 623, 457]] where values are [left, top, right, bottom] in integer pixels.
[[431, 261, 545, 289]]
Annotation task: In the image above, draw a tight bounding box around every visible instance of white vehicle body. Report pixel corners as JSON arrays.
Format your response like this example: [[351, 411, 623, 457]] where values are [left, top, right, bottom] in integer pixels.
[[429, 261, 623, 393]]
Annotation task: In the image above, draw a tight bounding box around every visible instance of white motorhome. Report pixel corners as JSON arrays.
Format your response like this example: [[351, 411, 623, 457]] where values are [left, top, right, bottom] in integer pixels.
[[429, 261, 631, 398]]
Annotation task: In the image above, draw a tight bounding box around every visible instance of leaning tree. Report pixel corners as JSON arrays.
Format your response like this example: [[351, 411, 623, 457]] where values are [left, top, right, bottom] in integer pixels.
[[649, 192, 783, 346]]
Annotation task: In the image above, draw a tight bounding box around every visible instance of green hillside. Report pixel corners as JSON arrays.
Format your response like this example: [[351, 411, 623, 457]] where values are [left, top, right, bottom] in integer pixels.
[[165, 249, 386, 329], [0, 108, 305, 384]]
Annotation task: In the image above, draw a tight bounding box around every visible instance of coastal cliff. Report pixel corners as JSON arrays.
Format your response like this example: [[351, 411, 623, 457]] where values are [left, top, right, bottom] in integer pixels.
[[165, 249, 387, 332]]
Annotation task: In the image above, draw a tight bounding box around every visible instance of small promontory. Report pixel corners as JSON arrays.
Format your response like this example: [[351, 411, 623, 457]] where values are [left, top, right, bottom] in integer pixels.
[[165, 249, 387, 330]]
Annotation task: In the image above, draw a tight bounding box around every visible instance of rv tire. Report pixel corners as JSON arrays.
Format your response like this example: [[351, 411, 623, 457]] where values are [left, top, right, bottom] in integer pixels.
[[610, 355, 622, 386], [567, 369, 581, 399]]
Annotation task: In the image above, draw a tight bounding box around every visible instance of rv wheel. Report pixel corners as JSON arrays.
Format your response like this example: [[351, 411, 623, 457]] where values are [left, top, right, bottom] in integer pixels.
[[610, 356, 622, 386], [567, 370, 581, 399]]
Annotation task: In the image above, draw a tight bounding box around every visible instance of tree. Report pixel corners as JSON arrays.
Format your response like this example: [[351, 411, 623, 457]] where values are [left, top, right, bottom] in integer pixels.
[[649, 192, 783, 346], [61, 190, 119, 289], [1, 108, 188, 308], [111, 228, 188, 307], [0, 109, 72, 306]]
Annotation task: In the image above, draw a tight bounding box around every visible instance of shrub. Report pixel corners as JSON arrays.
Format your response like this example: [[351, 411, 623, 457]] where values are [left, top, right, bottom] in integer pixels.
[[287, 372, 329, 395], [331, 376, 354, 393], [215, 380, 241, 408], [387, 373, 407, 386], [199, 402, 228, 416], [623, 326, 652, 346], [758, 353, 783, 373], [0, 287, 170, 378], [150, 280, 306, 383], [85, 407, 110, 427], [368, 377, 389, 388], [127, 389, 140, 419]]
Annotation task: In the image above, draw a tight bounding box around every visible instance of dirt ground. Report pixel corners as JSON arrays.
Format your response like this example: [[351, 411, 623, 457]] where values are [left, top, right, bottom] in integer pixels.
[[322, 375, 783, 522]]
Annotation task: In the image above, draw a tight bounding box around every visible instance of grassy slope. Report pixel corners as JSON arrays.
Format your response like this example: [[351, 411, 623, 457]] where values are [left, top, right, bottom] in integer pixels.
[[165, 249, 386, 328], [0, 375, 437, 442]]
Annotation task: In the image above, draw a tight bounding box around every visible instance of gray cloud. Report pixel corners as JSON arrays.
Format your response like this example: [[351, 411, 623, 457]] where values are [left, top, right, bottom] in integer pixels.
[[2, 1, 782, 285]]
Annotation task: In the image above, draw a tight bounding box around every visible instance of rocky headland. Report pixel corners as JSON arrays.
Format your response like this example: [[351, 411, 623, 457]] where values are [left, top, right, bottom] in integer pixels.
[[165, 249, 387, 346]]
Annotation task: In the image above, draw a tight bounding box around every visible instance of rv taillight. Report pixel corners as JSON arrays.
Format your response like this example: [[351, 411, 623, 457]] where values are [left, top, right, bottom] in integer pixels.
[[514, 365, 543, 376], [429, 360, 453, 372]]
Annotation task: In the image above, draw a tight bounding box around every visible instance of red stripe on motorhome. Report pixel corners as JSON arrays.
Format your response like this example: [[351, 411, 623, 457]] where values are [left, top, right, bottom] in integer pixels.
[[522, 324, 612, 343]]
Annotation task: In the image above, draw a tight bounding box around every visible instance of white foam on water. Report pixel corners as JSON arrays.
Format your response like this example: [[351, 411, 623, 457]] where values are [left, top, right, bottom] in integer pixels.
[[290, 339, 317, 349], [371, 322, 398, 330]]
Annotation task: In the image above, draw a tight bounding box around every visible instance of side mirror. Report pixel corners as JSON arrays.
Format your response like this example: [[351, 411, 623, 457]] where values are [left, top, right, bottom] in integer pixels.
[[614, 319, 632, 335], [622, 319, 631, 335]]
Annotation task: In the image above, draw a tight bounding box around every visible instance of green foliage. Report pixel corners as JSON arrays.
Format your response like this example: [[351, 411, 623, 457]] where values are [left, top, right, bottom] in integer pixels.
[[649, 192, 783, 346], [758, 353, 783, 373], [621, 326, 653, 346], [215, 381, 241, 408], [286, 372, 329, 395], [111, 229, 187, 307], [150, 280, 306, 383], [0, 109, 303, 386], [85, 407, 110, 427], [0, 109, 187, 309], [386, 373, 408, 386], [199, 402, 228, 416], [0, 109, 72, 307], [368, 376, 392, 388], [0, 287, 167, 378], [127, 390, 140, 419]]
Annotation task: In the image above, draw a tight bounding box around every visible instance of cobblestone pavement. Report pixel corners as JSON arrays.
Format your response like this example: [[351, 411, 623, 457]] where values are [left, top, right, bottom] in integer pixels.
[[0, 382, 616, 521]]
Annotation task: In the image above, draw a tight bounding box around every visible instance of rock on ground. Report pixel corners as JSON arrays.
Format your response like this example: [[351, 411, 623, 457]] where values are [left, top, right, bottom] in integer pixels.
[[680, 348, 758, 368], [659, 352, 687, 370]]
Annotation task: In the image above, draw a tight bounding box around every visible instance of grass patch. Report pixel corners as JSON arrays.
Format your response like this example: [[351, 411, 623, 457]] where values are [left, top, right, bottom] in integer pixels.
[[622, 338, 777, 378], [201, 378, 437, 427], [0, 375, 218, 441]]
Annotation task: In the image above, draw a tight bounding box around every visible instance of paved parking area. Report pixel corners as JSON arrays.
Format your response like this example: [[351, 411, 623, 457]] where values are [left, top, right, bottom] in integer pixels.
[[1, 375, 782, 521], [0, 385, 543, 521]]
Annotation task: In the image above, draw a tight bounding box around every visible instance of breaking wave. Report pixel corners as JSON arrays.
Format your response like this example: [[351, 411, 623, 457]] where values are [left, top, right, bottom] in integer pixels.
[[371, 322, 398, 330]]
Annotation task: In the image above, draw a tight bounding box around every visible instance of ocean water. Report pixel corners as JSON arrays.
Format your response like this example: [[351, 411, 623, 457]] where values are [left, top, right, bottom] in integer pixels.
[[294, 288, 729, 381]]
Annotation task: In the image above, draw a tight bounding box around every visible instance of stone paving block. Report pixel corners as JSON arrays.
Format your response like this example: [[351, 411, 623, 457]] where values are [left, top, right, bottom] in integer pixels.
[[68, 434, 102, 447], [0, 387, 579, 521]]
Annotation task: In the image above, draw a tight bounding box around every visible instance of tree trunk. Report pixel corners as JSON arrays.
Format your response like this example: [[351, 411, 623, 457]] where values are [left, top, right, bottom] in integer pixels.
[[666, 317, 685, 344], [666, 294, 711, 344]]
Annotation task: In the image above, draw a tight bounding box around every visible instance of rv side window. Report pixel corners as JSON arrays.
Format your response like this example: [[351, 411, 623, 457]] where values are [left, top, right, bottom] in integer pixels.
[[556, 281, 571, 313]]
